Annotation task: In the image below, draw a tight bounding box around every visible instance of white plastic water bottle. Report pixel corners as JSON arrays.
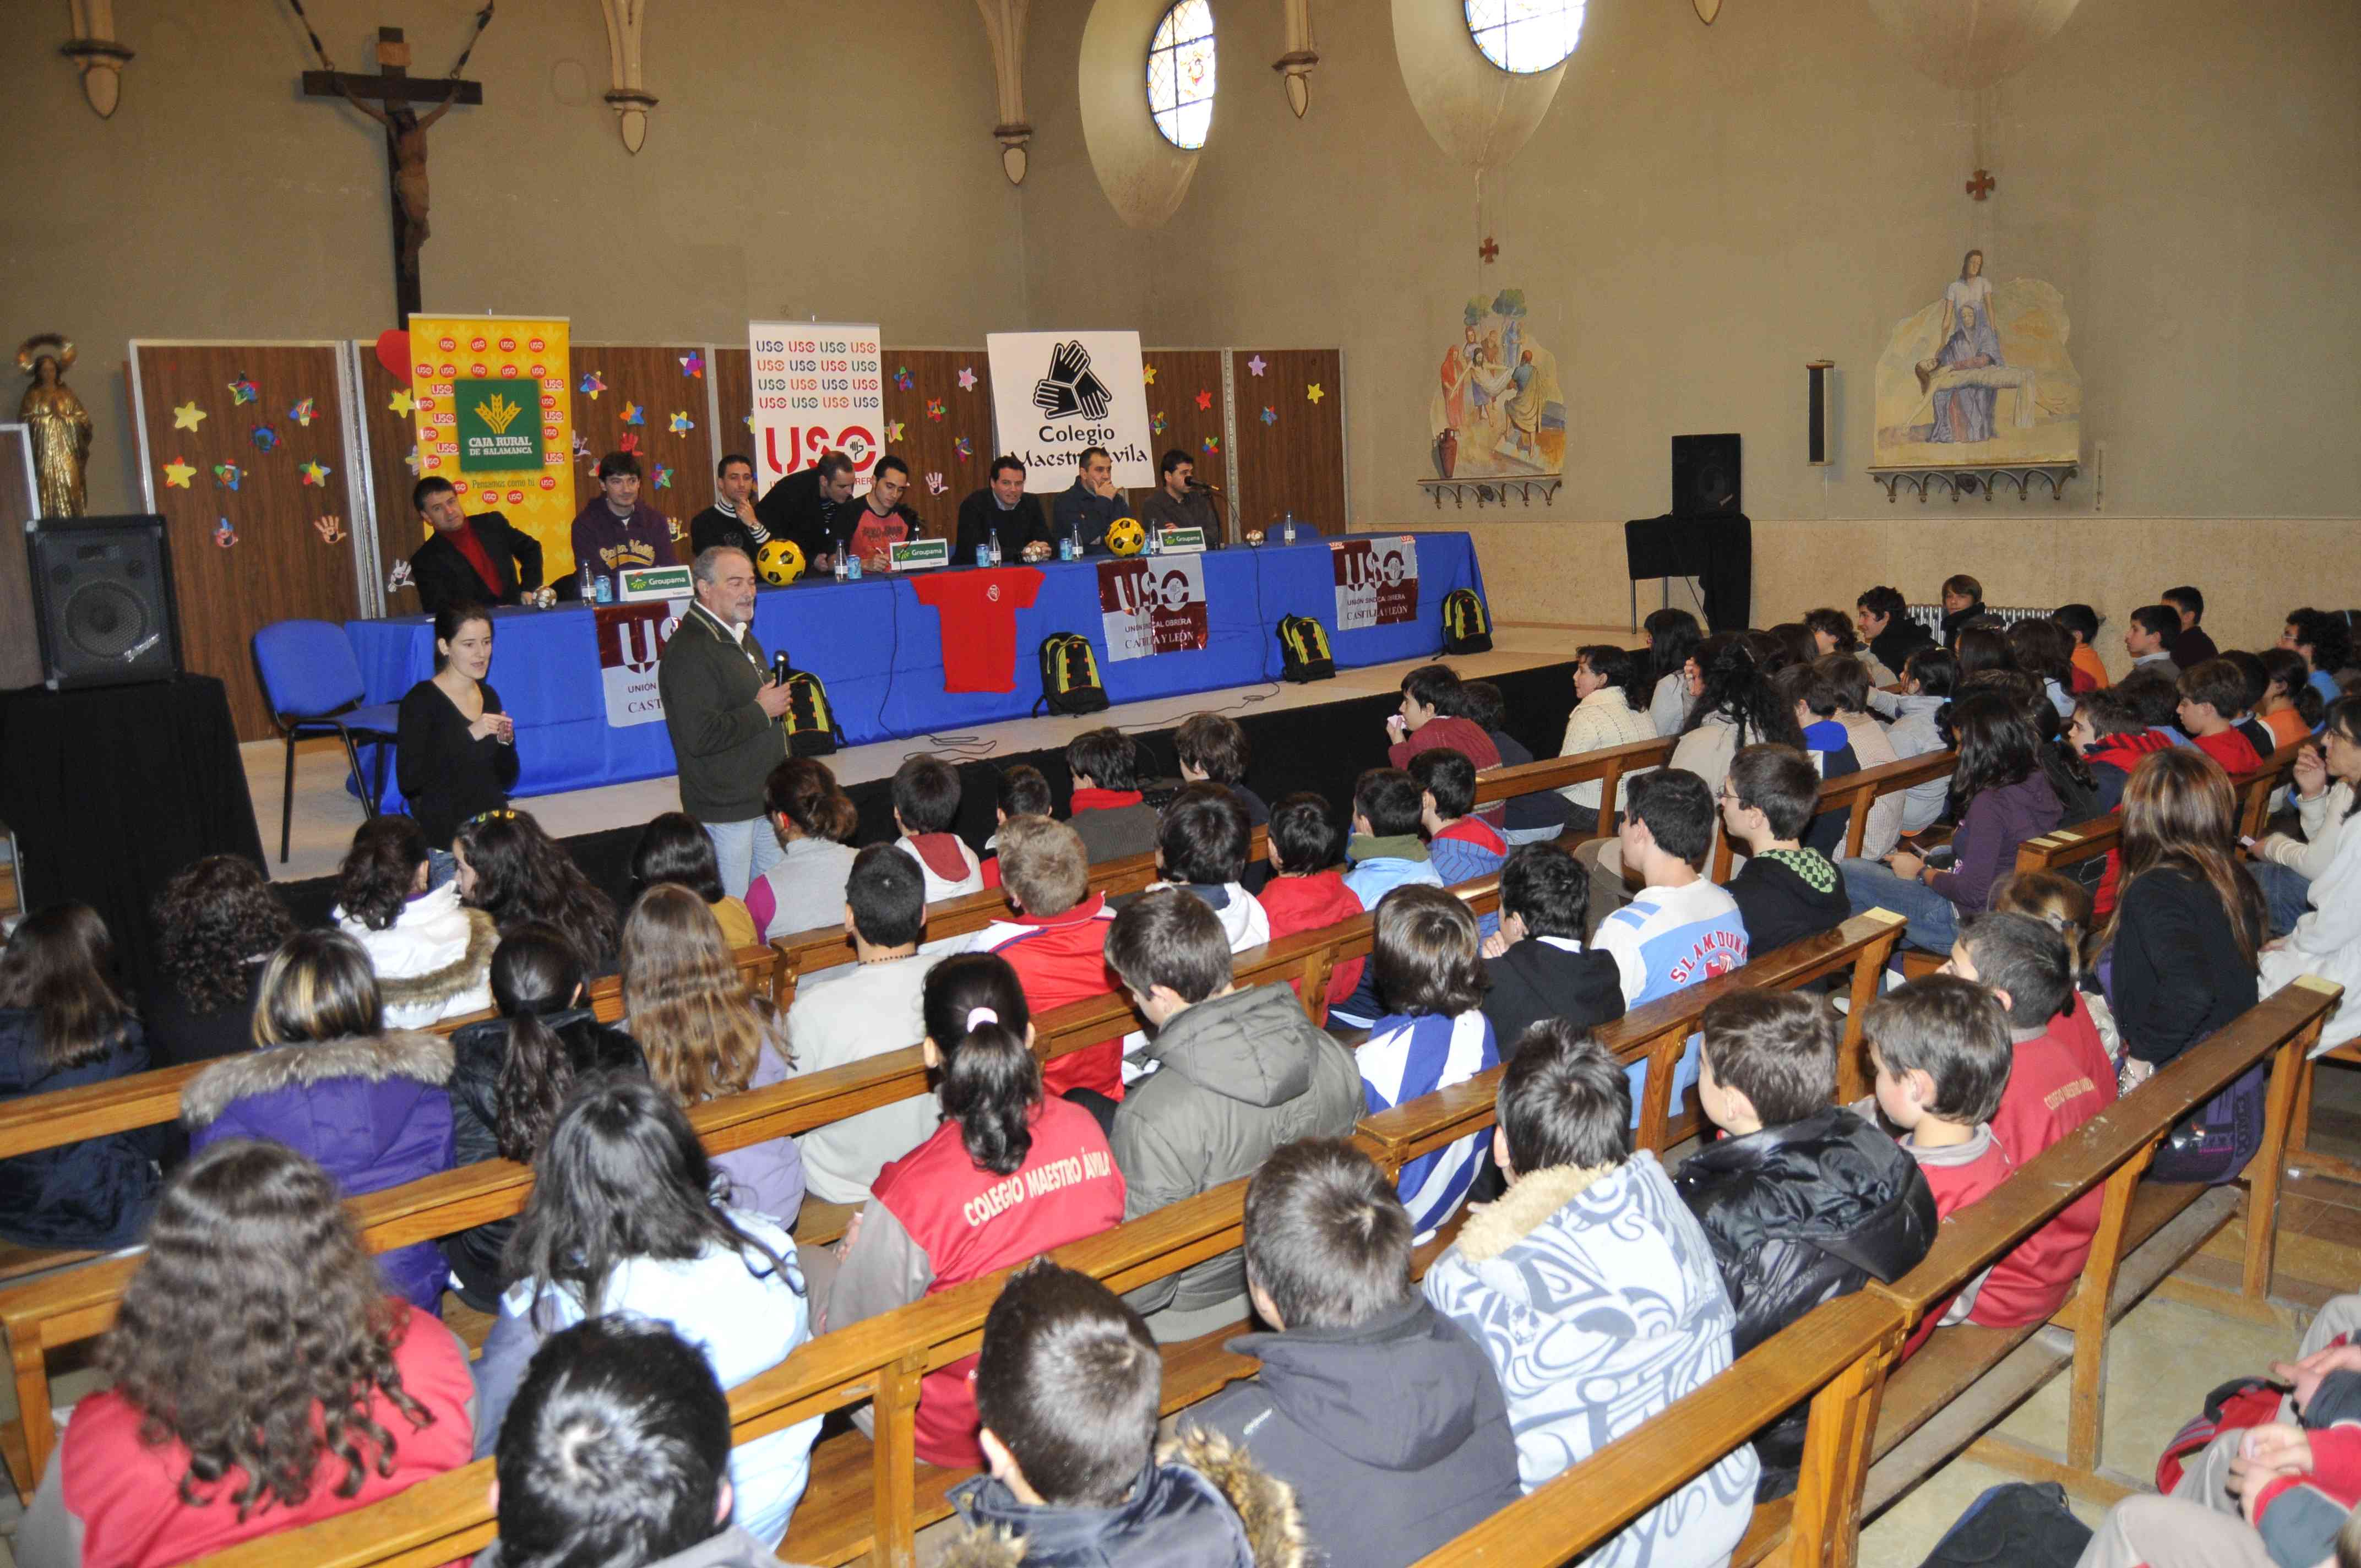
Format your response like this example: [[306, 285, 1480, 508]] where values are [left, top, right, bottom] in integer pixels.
[[1283, 511, 1298, 546], [988, 527, 1001, 567]]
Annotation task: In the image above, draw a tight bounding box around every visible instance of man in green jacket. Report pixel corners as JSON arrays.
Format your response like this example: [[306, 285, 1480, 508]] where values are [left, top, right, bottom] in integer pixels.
[[659, 546, 792, 896]]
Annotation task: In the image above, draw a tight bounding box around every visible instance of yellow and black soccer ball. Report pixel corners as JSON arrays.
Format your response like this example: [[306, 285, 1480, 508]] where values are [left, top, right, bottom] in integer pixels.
[[754, 538, 805, 585], [1105, 516, 1146, 557]]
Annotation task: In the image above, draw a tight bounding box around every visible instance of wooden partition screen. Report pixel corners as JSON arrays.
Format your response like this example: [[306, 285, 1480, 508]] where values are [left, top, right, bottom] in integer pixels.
[[0, 425, 39, 689], [128, 342, 368, 741], [1227, 347, 1346, 536]]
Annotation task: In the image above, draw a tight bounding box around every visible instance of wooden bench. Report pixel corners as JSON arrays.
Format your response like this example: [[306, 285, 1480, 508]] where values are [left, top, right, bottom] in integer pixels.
[[1709, 749, 1961, 884], [2013, 736, 2311, 880]]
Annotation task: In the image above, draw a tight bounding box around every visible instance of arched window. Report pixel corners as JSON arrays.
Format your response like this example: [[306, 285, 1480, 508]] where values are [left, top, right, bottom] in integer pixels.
[[1464, 0, 1585, 74], [1146, 0, 1217, 150]]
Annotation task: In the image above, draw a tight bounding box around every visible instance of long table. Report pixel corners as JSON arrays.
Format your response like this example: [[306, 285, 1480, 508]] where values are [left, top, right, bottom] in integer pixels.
[[346, 532, 1483, 811]]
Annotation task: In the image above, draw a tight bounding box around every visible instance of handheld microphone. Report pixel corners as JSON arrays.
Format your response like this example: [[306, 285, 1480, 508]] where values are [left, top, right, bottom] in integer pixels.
[[771, 651, 792, 685]]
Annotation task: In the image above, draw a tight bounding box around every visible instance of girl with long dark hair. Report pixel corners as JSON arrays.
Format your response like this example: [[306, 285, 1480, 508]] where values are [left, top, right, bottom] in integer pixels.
[[455, 808, 621, 976], [15, 1141, 472, 1567], [334, 814, 496, 1029], [629, 810, 759, 947], [2259, 647, 2325, 748], [1842, 689, 2063, 953], [0, 903, 158, 1250], [440, 924, 645, 1309], [143, 855, 295, 1068], [181, 930, 456, 1311], [817, 952, 1123, 1470], [1556, 643, 1660, 831], [395, 602, 518, 868], [469, 1075, 819, 1544], [1641, 607, 1704, 737]]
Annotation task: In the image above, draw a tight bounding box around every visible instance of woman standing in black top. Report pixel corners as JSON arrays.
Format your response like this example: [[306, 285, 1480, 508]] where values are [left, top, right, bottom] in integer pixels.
[[397, 603, 519, 874]]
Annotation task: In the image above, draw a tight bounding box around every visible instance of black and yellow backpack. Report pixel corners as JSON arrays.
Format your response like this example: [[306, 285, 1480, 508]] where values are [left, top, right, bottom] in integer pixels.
[[1441, 587, 1493, 654], [780, 668, 839, 755], [1035, 632, 1111, 716], [1276, 614, 1335, 683]]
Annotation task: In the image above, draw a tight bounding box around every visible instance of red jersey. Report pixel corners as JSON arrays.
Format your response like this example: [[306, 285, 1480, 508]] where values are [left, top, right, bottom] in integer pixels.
[[58, 1303, 474, 1568], [1259, 869, 1369, 1011], [971, 894, 1125, 1098], [1389, 716, 1505, 826], [872, 1098, 1124, 1465], [1971, 1020, 2114, 1325], [1903, 1134, 2015, 1358], [910, 568, 1045, 694]]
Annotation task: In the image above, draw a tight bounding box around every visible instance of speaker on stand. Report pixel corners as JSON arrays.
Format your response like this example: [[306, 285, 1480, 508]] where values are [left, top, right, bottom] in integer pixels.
[[24, 515, 184, 690]]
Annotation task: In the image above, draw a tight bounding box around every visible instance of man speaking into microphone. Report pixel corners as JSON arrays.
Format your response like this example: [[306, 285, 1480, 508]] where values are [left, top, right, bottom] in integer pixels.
[[1137, 448, 1221, 542], [658, 546, 794, 898]]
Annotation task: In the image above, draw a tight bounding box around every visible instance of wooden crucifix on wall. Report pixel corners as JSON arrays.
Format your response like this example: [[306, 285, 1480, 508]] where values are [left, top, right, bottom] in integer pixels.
[[293, 6, 494, 322]]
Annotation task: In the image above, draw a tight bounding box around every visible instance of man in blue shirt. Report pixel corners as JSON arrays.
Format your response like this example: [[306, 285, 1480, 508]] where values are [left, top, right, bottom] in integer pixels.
[[1049, 446, 1132, 555]]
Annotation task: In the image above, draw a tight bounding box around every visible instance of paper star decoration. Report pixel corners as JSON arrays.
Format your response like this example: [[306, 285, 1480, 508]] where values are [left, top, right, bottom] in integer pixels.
[[1202, 436, 1221, 456], [956, 437, 973, 459], [925, 398, 946, 422], [388, 387, 417, 417], [171, 401, 207, 431], [1195, 389, 1214, 411], [679, 351, 704, 378], [924, 471, 948, 496], [212, 462, 242, 490], [1152, 412, 1168, 435], [622, 402, 645, 426], [654, 465, 674, 490], [299, 460, 332, 487], [215, 518, 237, 548], [288, 397, 317, 427], [957, 366, 978, 391], [1306, 383, 1326, 404], [579, 371, 607, 400], [1247, 355, 1268, 378], [1260, 406, 1278, 426], [893, 366, 915, 390], [251, 425, 279, 452], [885, 419, 907, 443], [228, 375, 259, 405], [1143, 364, 1158, 385], [403, 444, 422, 475], [668, 411, 694, 435]]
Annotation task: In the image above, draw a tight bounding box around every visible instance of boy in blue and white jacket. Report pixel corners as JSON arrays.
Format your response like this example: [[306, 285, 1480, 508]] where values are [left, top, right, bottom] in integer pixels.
[[1355, 884, 1499, 1238], [1332, 767, 1446, 1029], [1410, 748, 1509, 887], [1592, 769, 1748, 1117]]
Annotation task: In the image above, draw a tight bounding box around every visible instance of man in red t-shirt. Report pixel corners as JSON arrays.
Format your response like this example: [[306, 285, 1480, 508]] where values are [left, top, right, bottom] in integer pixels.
[[1947, 911, 2115, 1326], [1386, 663, 1504, 827], [842, 456, 925, 569], [966, 815, 1128, 1102]]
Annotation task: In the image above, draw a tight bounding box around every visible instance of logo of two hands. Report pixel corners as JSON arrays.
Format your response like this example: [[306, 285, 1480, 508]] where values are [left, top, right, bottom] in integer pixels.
[[1031, 340, 1113, 422]]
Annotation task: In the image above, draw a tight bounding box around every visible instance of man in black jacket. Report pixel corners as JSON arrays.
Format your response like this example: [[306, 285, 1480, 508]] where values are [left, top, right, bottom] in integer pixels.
[[955, 455, 1051, 563], [1479, 842, 1624, 1051], [753, 450, 857, 571], [688, 453, 770, 560], [1185, 1139, 1521, 1568], [406, 476, 543, 614]]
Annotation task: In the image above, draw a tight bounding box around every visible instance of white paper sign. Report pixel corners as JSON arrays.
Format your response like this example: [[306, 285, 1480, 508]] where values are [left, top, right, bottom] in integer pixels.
[[986, 330, 1155, 492], [748, 321, 886, 496]]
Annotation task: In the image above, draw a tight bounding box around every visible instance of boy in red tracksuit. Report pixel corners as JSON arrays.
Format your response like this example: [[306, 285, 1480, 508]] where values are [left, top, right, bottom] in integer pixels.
[[1947, 912, 2115, 1326], [1387, 664, 1505, 828], [966, 815, 1125, 1102], [1410, 749, 1510, 886], [2177, 659, 2265, 778], [1860, 977, 2017, 1357], [1258, 792, 1369, 1014]]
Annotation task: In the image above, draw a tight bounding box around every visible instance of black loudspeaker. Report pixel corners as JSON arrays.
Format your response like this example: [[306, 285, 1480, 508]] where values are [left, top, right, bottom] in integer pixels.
[[1672, 433, 1742, 516], [25, 515, 183, 690], [1807, 362, 1834, 466]]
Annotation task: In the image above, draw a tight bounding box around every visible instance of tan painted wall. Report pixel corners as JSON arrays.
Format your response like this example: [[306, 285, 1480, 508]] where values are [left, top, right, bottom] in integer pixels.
[[1, 0, 1028, 518], [1016, 0, 2361, 656]]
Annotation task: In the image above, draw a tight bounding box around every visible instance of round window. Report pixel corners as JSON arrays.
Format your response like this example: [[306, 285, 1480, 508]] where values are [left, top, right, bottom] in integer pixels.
[[1463, 0, 1585, 74], [1146, 0, 1217, 149]]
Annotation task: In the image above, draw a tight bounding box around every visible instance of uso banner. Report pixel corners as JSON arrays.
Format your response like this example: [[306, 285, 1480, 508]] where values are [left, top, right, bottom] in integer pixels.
[[595, 597, 690, 728], [1333, 536, 1421, 630], [1099, 555, 1209, 662], [408, 315, 577, 574], [749, 322, 885, 495], [986, 330, 1155, 492]]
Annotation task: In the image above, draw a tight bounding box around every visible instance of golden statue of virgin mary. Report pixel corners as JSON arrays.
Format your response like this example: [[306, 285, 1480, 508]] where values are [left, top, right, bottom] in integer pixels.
[[18, 334, 93, 517]]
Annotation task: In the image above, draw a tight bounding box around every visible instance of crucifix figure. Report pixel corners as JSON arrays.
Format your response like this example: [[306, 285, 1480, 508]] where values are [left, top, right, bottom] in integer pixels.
[[296, 8, 493, 320]]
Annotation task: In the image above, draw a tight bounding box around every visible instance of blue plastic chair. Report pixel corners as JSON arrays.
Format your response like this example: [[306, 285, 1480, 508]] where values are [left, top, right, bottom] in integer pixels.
[[252, 620, 402, 862]]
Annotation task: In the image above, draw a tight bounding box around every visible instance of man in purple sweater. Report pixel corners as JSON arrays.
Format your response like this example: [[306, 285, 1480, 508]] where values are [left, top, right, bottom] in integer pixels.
[[571, 451, 675, 600]]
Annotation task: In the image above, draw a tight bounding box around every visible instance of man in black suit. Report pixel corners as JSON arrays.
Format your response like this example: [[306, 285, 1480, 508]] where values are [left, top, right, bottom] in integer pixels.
[[406, 475, 543, 614], [954, 454, 1051, 564]]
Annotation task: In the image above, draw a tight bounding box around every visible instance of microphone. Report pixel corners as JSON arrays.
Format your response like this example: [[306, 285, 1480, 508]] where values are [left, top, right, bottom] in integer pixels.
[[1187, 478, 1223, 492], [771, 651, 792, 685]]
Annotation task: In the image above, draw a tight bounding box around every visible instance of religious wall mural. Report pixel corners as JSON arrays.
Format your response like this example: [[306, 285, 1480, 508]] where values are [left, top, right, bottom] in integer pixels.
[[1429, 289, 1565, 481], [1873, 250, 2081, 468]]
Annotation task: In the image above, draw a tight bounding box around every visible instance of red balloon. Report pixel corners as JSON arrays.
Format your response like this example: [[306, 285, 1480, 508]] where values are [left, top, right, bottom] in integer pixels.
[[375, 329, 412, 383]]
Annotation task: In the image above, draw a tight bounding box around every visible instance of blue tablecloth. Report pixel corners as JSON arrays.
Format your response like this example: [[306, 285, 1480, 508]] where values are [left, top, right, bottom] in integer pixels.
[[348, 532, 1484, 811]]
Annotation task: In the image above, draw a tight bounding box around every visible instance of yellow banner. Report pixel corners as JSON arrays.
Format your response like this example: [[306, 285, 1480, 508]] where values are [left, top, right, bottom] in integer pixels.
[[408, 316, 579, 577]]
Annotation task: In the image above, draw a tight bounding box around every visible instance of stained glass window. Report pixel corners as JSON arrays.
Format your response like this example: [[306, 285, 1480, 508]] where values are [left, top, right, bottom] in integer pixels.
[[1464, 0, 1585, 74], [1146, 0, 1217, 150]]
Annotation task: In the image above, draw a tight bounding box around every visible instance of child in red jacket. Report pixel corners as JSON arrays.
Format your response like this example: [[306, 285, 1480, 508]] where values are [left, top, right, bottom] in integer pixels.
[[966, 816, 1123, 1104], [1256, 792, 1367, 1015]]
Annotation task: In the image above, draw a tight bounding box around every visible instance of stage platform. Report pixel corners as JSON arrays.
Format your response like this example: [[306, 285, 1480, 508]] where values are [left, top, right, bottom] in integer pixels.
[[251, 625, 1625, 885]]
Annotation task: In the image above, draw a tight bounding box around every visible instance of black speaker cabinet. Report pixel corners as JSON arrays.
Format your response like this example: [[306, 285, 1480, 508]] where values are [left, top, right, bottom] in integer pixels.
[[25, 515, 183, 690], [1807, 362, 1834, 466], [1672, 433, 1742, 516]]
